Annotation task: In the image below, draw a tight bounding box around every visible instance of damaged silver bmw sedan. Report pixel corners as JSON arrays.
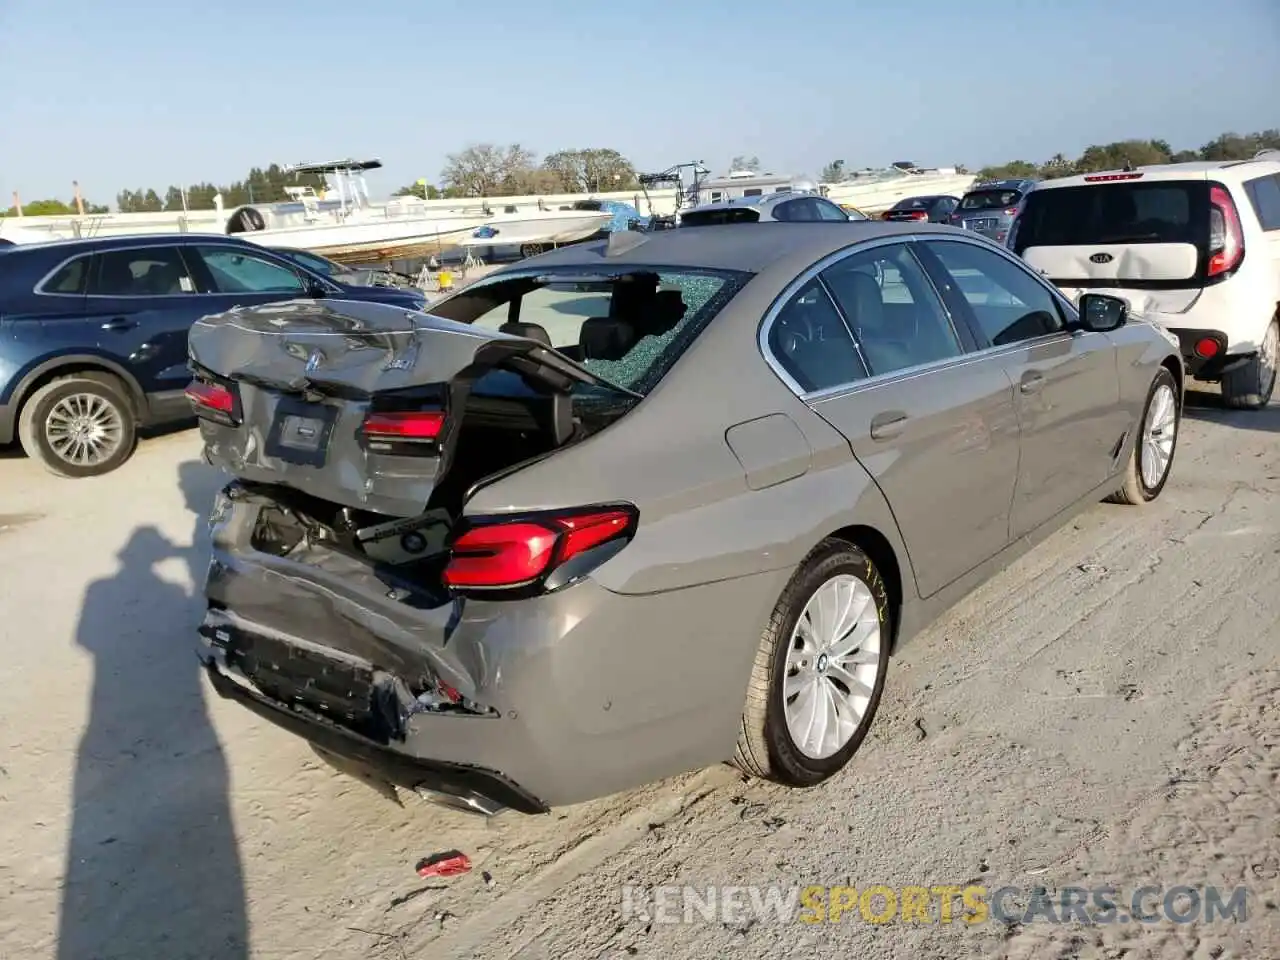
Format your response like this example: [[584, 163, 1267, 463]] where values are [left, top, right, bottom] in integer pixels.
[[190, 223, 1183, 815]]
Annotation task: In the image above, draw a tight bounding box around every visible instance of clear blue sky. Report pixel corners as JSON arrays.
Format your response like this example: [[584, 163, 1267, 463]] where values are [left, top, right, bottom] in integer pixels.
[[1, 0, 1277, 208]]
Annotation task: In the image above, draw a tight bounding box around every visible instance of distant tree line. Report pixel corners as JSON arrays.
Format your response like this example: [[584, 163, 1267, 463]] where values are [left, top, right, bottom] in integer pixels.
[[820, 129, 1280, 184], [391, 144, 643, 200], [5, 130, 1278, 216]]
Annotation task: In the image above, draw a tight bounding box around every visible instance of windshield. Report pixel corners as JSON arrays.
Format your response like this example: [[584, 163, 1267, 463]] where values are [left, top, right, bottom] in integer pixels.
[[427, 266, 751, 395], [1014, 180, 1208, 251], [281, 249, 336, 275], [960, 190, 1022, 210]]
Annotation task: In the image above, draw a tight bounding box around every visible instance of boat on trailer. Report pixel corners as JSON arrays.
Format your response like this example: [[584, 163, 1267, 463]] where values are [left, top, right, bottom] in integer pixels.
[[223, 159, 484, 265]]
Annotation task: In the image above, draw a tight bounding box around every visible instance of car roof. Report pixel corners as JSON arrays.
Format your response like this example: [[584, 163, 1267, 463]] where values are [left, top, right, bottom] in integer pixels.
[[683, 191, 818, 215], [0, 232, 245, 254], [1034, 158, 1280, 190], [966, 179, 1034, 191], [499, 221, 961, 274]]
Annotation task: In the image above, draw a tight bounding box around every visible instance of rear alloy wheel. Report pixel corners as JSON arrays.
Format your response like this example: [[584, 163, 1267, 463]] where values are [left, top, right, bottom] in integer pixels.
[[1221, 318, 1278, 410], [17, 375, 137, 478], [1107, 367, 1179, 505], [734, 539, 891, 786]]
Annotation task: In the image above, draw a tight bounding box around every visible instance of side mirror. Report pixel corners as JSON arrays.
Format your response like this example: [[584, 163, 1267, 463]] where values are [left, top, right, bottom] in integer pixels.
[[1076, 293, 1127, 333]]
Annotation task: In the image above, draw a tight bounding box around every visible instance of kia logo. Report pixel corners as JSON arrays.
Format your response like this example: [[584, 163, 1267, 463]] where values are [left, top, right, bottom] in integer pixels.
[[1089, 252, 1114, 264]]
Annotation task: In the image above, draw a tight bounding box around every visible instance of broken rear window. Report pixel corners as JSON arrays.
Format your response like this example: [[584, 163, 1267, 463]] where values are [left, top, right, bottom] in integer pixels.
[[427, 267, 750, 395]]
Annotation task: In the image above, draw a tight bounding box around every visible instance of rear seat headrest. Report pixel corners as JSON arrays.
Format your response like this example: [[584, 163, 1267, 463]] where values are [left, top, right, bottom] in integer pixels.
[[499, 321, 551, 347], [579, 317, 635, 361]]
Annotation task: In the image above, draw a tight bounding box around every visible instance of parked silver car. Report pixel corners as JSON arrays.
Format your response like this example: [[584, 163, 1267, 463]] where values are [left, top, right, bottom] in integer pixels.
[[188, 223, 1183, 815], [679, 191, 867, 226]]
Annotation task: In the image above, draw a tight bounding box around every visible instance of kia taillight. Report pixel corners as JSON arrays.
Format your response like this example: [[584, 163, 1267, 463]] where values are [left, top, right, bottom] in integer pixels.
[[1207, 184, 1245, 278], [185, 379, 240, 426], [361, 409, 446, 454], [444, 505, 638, 596]]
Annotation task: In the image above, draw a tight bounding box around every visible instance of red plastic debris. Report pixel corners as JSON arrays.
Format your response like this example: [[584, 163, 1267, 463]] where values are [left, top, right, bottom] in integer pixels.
[[415, 851, 472, 878]]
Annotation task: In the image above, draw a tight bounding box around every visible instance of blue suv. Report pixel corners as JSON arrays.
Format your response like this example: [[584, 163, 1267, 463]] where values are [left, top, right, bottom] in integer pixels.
[[0, 234, 428, 478]]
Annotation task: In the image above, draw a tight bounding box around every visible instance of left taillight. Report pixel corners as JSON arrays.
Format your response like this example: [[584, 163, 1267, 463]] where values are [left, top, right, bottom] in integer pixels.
[[185, 379, 240, 426], [443, 504, 638, 597]]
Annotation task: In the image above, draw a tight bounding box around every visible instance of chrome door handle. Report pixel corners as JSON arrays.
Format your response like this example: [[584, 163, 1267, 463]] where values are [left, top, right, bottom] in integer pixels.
[[100, 317, 137, 332], [1020, 372, 1044, 394], [870, 410, 909, 440]]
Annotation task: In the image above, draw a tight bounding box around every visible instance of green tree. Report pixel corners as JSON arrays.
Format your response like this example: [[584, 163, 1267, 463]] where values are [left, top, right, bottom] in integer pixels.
[[975, 160, 1039, 180], [820, 159, 845, 183], [393, 181, 441, 200], [541, 148, 639, 193], [729, 154, 760, 173], [440, 143, 538, 197]]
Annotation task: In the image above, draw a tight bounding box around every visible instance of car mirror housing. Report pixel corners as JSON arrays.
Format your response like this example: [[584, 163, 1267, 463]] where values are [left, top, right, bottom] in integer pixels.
[[1077, 293, 1128, 333]]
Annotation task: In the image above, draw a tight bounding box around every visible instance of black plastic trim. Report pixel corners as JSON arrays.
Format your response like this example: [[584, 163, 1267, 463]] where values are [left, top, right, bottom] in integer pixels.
[[203, 660, 549, 815]]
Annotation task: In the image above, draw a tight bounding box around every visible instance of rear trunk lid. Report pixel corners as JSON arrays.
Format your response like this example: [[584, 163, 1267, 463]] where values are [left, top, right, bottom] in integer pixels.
[[188, 298, 619, 518], [1014, 176, 1210, 312]]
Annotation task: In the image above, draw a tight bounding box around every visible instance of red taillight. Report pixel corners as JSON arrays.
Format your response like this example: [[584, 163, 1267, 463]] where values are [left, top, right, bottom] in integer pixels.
[[186, 381, 233, 414], [1083, 172, 1144, 182], [1194, 337, 1221, 359], [443, 506, 637, 593], [362, 410, 445, 441], [1004, 207, 1019, 216], [1207, 184, 1244, 278], [910, 210, 927, 220]]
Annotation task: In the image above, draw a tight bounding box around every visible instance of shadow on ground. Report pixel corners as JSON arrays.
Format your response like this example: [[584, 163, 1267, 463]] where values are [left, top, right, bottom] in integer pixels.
[[57, 459, 244, 960], [1184, 389, 1280, 435]]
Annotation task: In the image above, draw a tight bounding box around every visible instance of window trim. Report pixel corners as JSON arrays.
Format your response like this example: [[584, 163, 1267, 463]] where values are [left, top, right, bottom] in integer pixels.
[[33, 241, 333, 299], [757, 233, 1081, 399]]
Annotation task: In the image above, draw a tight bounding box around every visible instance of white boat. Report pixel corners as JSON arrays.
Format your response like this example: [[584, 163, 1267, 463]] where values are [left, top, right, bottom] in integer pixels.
[[458, 208, 613, 256], [223, 159, 487, 264]]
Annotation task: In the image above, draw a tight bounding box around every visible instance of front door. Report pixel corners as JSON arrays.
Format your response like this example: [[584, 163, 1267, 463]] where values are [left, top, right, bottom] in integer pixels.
[[766, 241, 1021, 598], [181, 244, 313, 311], [918, 237, 1125, 540]]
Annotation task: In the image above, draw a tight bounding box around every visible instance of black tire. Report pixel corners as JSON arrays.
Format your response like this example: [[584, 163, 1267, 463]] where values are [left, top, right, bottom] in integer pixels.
[[1106, 367, 1180, 506], [519, 242, 545, 259], [733, 538, 893, 787], [1220, 318, 1278, 410], [17, 375, 138, 478]]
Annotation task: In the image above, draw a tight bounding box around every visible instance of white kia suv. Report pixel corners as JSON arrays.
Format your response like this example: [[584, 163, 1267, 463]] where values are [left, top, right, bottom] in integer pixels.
[[1011, 158, 1280, 409]]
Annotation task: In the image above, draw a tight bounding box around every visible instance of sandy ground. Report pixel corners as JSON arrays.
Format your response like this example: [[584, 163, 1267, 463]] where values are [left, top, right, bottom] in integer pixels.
[[0, 392, 1277, 960]]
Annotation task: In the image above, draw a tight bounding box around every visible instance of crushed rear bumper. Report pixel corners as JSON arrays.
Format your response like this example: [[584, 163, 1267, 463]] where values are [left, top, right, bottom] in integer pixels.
[[201, 649, 549, 816]]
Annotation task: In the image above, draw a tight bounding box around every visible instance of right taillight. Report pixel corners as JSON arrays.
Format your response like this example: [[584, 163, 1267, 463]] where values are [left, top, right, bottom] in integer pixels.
[[1207, 184, 1244, 278], [186, 379, 240, 426], [360, 409, 446, 455], [443, 505, 638, 596]]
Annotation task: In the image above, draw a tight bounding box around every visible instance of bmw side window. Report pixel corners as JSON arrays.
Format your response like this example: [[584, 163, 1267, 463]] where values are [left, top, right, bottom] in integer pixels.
[[89, 247, 195, 296], [821, 244, 963, 376], [195, 247, 306, 294], [1244, 174, 1280, 231], [925, 240, 1065, 347], [40, 255, 91, 294], [767, 278, 867, 392]]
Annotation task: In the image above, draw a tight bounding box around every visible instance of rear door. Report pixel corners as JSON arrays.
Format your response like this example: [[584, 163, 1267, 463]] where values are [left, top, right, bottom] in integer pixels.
[[1014, 177, 1210, 313], [918, 237, 1126, 539], [765, 239, 1020, 598], [79, 243, 206, 399]]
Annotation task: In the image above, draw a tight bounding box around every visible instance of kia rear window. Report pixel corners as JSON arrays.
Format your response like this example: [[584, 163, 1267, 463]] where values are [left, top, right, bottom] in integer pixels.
[[429, 267, 751, 395], [960, 190, 1022, 210], [1013, 181, 1207, 253]]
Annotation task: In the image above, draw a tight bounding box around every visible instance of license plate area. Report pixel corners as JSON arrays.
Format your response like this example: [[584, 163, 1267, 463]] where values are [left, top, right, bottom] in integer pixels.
[[265, 396, 338, 467]]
